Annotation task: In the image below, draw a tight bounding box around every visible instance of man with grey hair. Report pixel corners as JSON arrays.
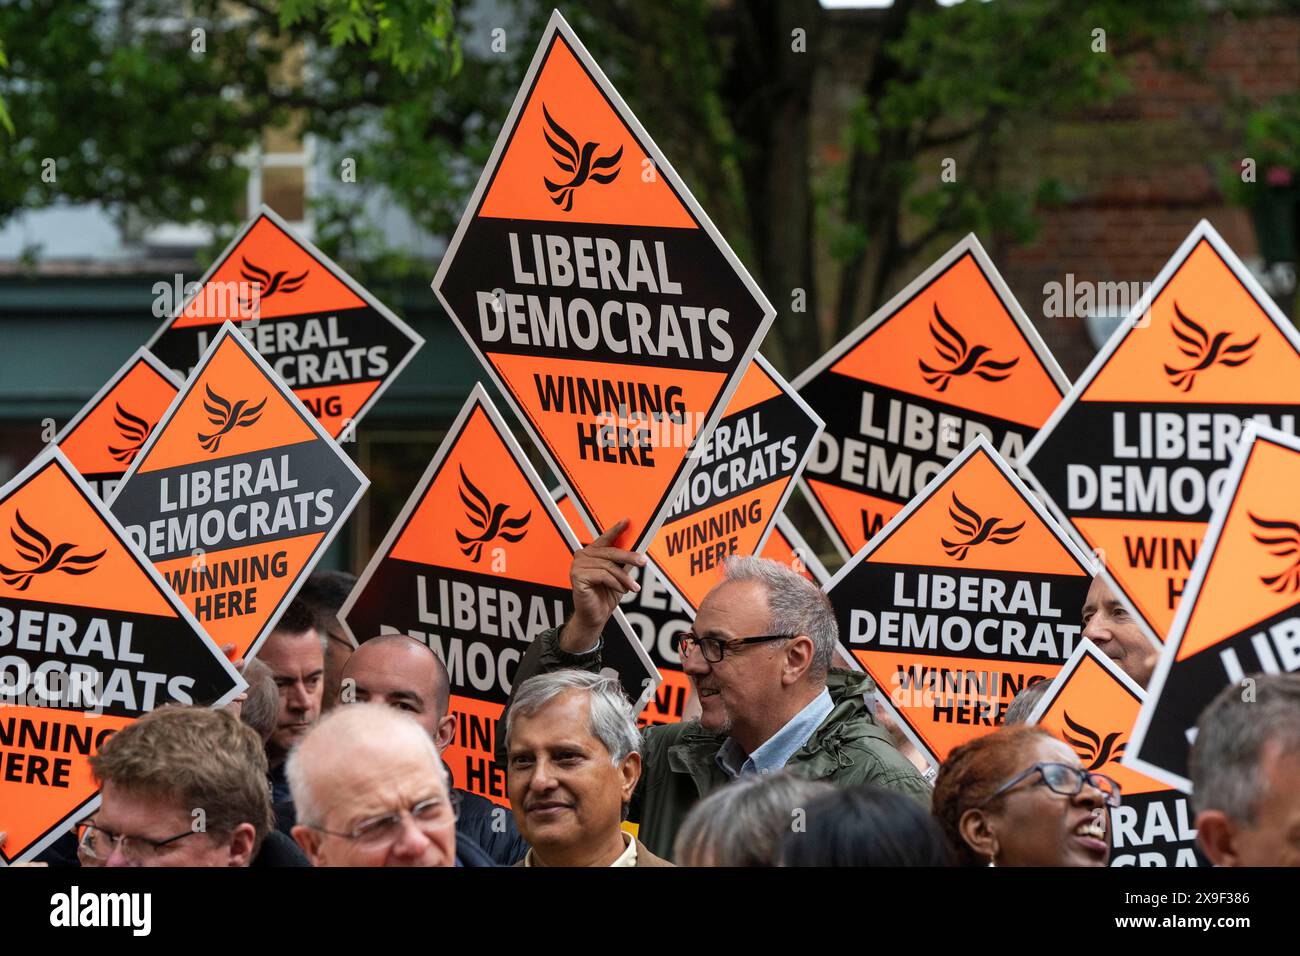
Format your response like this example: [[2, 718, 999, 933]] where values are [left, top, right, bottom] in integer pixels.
[[505, 670, 670, 867], [499, 518, 930, 861], [1189, 672, 1300, 867]]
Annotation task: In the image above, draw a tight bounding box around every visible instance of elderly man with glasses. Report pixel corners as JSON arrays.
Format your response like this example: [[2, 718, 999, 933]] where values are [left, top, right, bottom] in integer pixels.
[[288, 701, 494, 867], [497, 519, 931, 861]]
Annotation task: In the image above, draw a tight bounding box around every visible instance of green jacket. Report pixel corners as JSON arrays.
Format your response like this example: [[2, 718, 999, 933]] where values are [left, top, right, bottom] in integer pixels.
[[498, 627, 934, 861]]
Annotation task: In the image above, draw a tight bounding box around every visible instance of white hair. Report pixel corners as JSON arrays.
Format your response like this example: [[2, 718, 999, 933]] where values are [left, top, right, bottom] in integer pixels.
[[286, 701, 443, 828]]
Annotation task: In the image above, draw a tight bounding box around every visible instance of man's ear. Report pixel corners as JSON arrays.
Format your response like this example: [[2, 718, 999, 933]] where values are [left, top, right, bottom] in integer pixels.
[[291, 824, 323, 866], [434, 714, 457, 754], [619, 751, 642, 804], [1194, 810, 1240, 866], [958, 808, 999, 864], [782, 635, 816, 686], [227, 823, 258, 867]]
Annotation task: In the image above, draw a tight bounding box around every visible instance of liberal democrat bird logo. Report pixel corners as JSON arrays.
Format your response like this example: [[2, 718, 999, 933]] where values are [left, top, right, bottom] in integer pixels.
[[0, 511, 106, 591], [239, 257, 308, 309], [197, 385, 267, 454], [541, 104, 623, 212], [456, 466, 531, 563], [1062, 712, 1126, 772], [1248, 512, 1300, 593], [918, 305, 1019, 393], [1164, 303, 1258, 392], [107, 402, 154, 464], [940, 492, 1024, 561]]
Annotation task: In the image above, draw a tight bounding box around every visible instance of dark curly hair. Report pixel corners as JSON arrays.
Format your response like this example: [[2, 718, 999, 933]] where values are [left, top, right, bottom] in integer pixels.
[[931, 725, 1055, 866]]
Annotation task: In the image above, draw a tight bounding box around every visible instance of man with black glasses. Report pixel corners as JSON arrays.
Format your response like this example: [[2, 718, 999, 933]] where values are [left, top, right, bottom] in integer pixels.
[[498, 519, 930, 861]]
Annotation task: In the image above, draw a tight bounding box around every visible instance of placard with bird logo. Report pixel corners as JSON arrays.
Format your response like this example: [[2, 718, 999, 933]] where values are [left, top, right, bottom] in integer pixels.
[[1022, 221, 1300, 647], [146, 205, 423, 439], [824, 436, 1093, 771], [107, 322, 368, 660], [433, 11, 775, 556], [793, 234, 1069, 562], [340, 385, 660, 806], [0, 446, 242, 865], [1128, 424, 1300, 790]]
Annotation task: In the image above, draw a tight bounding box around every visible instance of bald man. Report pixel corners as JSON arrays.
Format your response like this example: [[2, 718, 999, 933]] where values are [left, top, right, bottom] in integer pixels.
[[342, 635, 529, 865], [287, 702, 493, 866]]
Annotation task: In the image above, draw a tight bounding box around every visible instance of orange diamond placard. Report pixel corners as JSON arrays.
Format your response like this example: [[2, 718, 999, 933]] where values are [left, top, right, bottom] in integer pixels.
[[647, 355, 822, 613], [433, 12, 774, 554], [147, 206, 423, 439], [0, 447, 241, 865], [56, 348, 181, 502], [1128, 425, 1300, 791], [825, 436, 1093, 770], [109, 322, 368, 660], [1023, 221, 1300, 646], [795, 234, 1069, 561], [340, 385, 659, 805]]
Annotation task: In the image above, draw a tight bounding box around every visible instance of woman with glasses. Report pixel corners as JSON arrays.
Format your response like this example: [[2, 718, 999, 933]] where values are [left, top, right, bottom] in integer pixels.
[[932, 726, 1119, 867]]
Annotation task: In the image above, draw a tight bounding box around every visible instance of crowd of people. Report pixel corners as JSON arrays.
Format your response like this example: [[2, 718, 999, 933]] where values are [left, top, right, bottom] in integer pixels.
[[6, 520, 1298, 868]]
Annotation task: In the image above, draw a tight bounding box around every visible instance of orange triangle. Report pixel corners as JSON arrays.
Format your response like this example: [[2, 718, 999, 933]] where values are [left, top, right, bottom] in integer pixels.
[[490, 352, 726, 545], [59, 354, 179, 482], [0, 459, 172, 617], [854, 648, 1062, 763], [477, 32, 695, 229], [133, 331, 318, 473], [806, 480, 902, 558], [169, 214, 364, 327], [0, 710, 133, 861], [720, 354, 782, 415], [154, 533, 323, 660], [650, 478, 791, 611], [1081, 238, 1300, 403], [1176, 434, 1300, 662], [294, 380, 380, 439], [1033, 649, 1166, 796], [388, 403, 574, 590], [1071, 517, 1201, 639], [828, 249, 1064, 429], [760, 519, 826, 585], [869, 447, 1089, 576]]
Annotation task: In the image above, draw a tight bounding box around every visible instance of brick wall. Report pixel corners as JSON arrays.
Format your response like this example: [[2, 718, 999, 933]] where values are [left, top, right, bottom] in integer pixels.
[[998, 13, 1300, 378]]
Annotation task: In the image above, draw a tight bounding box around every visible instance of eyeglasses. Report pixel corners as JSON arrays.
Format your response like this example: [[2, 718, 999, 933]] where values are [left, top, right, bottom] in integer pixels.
[[674, 631, 794, 663], [307, 791, 462, 846], [78, 822, 204, 865], [979, 761, 1122, 809]]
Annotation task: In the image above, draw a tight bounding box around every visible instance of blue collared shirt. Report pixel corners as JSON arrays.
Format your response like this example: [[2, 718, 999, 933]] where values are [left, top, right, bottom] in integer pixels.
[[715, 688, 834, 778]]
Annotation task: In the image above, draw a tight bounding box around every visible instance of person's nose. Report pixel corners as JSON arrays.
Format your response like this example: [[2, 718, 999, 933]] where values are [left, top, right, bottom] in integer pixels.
[[682, 645, 711, 677], [287, 682, 311, 713], [388, 813, 434, 862], [1075, 777, 1106, 809], [528, 756, 559, 794], [1083, 614, 1111, 644], [103, 843, 132, 868]]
